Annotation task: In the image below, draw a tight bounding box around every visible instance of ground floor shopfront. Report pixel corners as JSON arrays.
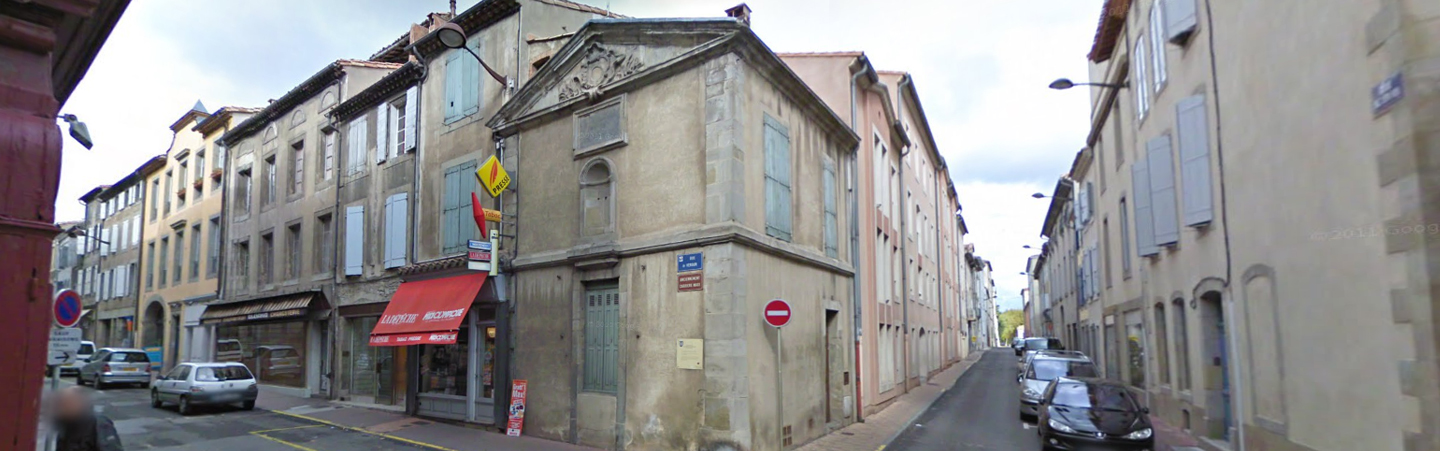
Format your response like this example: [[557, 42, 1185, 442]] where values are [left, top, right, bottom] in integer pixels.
[[350, 270, 511, 425], [201, 291, 331, 398]]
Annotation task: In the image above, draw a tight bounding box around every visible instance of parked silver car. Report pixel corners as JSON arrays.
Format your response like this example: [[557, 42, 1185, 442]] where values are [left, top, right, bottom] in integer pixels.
[[150, 362, 259, 415], [58, 340, 96, 376], [77, 348, 152, 389]]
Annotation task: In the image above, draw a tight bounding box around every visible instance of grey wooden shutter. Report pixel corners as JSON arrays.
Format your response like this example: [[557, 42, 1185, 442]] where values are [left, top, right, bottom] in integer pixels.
[[764, 115, 792, 241], [1148, 135, 1180, 246], [347, 120, 364, 174], [1086, 182, 1096, 226], [823, 158, 838, 257], [375, 104, 389, 163], [444, 50, 462, 122], [1176, 95, 1213, 226], [1165, 0, 1197, 43], [403, 87, 418, 152], [1132, 158, 1159, 256], [344, 205, 364, 275], [384, 193, 408, 268], [459, 162, 477, 242]]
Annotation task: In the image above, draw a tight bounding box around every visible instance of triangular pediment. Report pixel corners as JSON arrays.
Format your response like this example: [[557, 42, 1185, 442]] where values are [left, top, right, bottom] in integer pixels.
[[491, 20, 743, 130]]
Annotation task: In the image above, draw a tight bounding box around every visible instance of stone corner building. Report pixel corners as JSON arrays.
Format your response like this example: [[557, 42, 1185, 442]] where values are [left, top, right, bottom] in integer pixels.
[[488, 18, 860, 451]]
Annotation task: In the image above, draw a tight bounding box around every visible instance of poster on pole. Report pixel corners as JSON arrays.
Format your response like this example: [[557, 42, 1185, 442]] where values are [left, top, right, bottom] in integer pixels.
[[506, 379, 529, 436]]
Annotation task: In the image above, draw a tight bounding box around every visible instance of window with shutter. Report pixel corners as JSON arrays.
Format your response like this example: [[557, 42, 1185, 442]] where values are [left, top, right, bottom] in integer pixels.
[[463, 40, 482, 117], [823, 158, 838, 258], [1133, 40, 1150, 120], [291, 140, 305, 196], [375, 104, 389, 164], [763, 114, 792, 241], [1176, 95, 1213, 226], [1165, 0, 1198, 44], [384, 193, 409, 269], [345, 205, 364, 276], [442, 161, 478, 254], [208, 216, 221, 278], [583, 282, 620, 393], [347, 119, 367, 175], [1147, 135, 1180, 245], [322, 131, 335, 181], [1132, 160, 1158, 256]]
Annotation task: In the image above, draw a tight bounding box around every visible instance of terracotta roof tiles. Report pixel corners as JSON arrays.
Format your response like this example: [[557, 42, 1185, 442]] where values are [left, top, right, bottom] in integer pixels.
[[1088, 0, 1131, 62]]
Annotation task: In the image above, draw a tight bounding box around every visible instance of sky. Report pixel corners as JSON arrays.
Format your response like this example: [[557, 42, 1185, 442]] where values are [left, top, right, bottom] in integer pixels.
[[55, 0, 1104, 312]]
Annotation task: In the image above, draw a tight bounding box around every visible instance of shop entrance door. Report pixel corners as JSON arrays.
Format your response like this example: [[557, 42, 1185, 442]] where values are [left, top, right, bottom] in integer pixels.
[[349, 317, 402, 406], [473, 321, 497, 424]]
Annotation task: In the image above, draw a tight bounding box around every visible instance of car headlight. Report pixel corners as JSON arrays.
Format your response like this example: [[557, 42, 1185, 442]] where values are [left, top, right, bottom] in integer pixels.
[[1022, 388, 1041, 399], [1124, 428, 1153, 440], [1048, 419, 1076, 433]]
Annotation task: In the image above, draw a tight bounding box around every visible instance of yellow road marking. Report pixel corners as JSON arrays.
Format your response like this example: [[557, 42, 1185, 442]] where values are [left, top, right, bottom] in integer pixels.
[[250, 430, 320, 451], [271, 410, 456, 451], [252, 425, 324, 434]]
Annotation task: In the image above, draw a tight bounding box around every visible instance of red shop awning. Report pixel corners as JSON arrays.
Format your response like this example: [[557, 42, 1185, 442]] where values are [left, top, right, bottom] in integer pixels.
[[369, 273, 488, 346]]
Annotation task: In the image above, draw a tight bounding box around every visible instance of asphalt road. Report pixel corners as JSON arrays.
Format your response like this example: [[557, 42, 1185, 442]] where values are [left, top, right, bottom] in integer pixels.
[[39, 376, 434, 451], [888, 349, 1043, 451]]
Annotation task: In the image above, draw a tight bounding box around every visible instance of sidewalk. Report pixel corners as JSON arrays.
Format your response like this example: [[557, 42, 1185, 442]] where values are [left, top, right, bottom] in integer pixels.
[[1150, 413, 1202, 451], [255, 387, 600, 451], [796, 351, 985, 451]]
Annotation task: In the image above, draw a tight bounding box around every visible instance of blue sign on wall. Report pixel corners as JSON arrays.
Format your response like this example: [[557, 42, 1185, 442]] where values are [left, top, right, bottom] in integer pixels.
[[1373, 71, 1404, 116], [677, 253, 703, 272]]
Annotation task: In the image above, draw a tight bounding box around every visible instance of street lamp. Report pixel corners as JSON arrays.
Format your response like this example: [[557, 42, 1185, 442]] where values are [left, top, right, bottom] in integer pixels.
[[435, 22, 510, 89], [59, 114, 93, 149], [1048, 78, 1128, 90]]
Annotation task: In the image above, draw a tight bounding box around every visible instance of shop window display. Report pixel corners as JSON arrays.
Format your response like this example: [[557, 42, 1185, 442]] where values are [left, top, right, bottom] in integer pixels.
[[421, 329, 469, 396], [215, 321, 307, 388]]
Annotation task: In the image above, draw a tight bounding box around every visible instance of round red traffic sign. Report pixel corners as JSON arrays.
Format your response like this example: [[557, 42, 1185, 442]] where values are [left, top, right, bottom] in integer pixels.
[[54, 289, 82, 328], [763, 299, 791, 327]]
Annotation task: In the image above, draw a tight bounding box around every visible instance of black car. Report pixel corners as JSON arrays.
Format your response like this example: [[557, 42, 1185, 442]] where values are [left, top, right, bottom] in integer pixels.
[[1036, 377, 1154, 451]]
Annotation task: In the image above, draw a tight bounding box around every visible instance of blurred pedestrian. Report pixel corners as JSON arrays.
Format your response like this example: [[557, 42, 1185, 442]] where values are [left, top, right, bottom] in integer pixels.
[[52, 386, 122, 451]]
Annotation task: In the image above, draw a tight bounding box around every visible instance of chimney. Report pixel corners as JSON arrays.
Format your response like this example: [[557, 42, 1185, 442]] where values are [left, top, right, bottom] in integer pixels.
[[725, 3, 751, 26], [450, 0, 457, 16]]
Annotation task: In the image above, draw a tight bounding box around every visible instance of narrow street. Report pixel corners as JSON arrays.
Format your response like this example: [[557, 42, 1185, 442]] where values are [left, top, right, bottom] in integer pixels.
[[888, 349, 1040, 451]]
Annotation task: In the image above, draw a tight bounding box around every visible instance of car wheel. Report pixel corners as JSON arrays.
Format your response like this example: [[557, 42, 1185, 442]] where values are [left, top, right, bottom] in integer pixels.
[[151, 390, 163, 408], [178, 396, 193, 416], [241, 400, 255, 411]]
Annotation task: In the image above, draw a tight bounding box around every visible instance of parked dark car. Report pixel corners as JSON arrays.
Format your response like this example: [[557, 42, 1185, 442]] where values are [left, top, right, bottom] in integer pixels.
[[1036, 377, 1154, 451], [1013, 340, 1025, 356]]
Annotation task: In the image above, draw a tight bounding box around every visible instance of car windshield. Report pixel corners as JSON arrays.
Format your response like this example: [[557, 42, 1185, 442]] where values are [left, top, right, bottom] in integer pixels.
[[1028, 359, 1097, 381], [79, 344, 94, 355], [110, 352, 149, 363], [1024, 338, 1052, 351], [1051, 382, 1139, 411], [196, 365, 254, 381]]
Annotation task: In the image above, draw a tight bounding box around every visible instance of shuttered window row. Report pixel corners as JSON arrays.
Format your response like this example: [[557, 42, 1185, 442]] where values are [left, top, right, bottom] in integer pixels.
[[1130, 94, 1212, 258]]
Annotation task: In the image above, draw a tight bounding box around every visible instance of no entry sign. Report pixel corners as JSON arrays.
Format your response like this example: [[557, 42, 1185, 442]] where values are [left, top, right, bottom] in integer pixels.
[[54, 289, 82, 328], [763, 299, 791, 327]]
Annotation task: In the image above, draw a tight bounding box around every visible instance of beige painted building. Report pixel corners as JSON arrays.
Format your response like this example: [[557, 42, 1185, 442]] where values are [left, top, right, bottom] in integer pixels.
[[76, 159, 157, 349], [136, 103, 254, 371], [779, 52, 970, 419], [487, 15, 859, 451], [217, 59, 400, 398], [1035, 0, 1440, 450]]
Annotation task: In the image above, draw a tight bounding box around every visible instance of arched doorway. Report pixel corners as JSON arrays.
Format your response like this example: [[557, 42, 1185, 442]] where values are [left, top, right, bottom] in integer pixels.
[[142, 301, 165, 348], [1199, 290, 1232, 442]]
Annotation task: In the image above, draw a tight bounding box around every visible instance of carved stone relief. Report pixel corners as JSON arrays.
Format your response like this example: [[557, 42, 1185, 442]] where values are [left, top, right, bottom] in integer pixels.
[[558, 43, 645, 101]]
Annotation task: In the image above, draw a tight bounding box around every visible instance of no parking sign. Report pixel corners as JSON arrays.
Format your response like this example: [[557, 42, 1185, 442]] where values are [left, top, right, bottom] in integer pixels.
[[54, 290, 82, 328]]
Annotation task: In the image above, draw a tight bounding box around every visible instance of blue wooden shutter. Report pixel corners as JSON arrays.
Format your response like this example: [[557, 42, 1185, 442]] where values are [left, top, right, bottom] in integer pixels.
[[764, 115, 792, 241], [1165, 0, 1197, 43], [375, 104, 389, 163], [1148, 135, 1180, 246], [444, 50, 462, 123], [583, 284, 620, 393], [1132, 158, 1158, 256], [403, 87, 418, 152], [442, 166, 460, 254], [823, 158, 838, 257], [384, 193, 408, 269], [463, 41, 482, 117], [345, 205, 364, 275], [1176, 95, 1213, 226], [459, 161, 477, 242]]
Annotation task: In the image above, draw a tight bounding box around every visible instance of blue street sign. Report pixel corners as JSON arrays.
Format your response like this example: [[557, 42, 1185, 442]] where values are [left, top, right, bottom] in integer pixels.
[[677, 253, 703, 272], [468, 239, 493, 251]]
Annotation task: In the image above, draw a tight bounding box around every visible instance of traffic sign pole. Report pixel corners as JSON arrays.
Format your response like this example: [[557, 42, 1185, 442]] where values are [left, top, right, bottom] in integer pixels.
[[763, 299, 791, 449]]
